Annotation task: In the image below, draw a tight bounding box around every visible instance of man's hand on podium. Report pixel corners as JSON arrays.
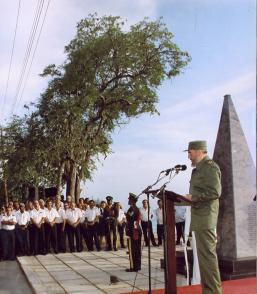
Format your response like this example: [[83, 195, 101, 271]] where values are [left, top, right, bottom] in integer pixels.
[[184, 194, 192, 201]]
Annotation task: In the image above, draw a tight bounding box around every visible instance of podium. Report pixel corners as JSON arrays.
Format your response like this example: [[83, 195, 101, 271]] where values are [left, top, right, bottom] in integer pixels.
[[147, 189, 192, 294]]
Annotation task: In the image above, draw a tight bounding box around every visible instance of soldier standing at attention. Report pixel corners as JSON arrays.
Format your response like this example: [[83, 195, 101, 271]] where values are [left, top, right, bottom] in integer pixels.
[[104, 196, 118, 251], [184, 141, 222, 294], [125, 193, 142, 272]]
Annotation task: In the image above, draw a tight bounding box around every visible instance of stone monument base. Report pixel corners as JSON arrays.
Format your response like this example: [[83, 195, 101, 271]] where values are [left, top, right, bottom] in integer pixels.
[[160, 252, 256, 281], [160, 250, 193, 277], [219, 257, 256, 280]]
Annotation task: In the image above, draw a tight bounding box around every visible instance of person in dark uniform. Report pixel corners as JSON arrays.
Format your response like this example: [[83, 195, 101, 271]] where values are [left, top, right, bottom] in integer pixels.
[[98, 201, 106, 248], [103, 196, 118, 251], [126, 193, 142, 272]]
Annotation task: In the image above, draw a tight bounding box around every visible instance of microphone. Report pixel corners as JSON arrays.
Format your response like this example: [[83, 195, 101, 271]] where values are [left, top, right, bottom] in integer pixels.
[[161, 164, 187, 175]]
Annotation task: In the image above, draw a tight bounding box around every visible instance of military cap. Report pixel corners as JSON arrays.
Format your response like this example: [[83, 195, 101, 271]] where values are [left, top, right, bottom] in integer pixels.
[[106, 195, 113, 201], [184, 140, 207, 151], [128, 192, 138, 203]]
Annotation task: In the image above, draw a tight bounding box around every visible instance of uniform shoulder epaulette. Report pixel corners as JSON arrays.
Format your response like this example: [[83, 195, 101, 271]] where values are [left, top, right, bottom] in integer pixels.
[[205, 159, 219, 169]]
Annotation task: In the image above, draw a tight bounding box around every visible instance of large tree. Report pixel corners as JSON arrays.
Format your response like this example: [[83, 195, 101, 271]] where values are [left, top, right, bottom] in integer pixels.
[[1, 14, 191, 203]]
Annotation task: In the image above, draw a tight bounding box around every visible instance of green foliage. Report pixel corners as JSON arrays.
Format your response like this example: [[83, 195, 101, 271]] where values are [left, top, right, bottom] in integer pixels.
[[1, 14, 190, 198]]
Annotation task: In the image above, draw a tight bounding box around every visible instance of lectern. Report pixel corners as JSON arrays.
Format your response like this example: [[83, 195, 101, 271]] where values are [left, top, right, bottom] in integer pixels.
[[147, 189, 191, 294]]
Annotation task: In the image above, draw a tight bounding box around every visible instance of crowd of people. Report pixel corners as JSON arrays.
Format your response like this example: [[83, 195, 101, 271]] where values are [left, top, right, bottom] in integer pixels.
[[0, 194, 184, 261]]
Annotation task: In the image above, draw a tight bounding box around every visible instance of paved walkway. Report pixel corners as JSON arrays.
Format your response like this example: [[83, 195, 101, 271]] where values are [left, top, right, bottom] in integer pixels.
[[0, 260, 33, 294], [18, 246, 187, 294]]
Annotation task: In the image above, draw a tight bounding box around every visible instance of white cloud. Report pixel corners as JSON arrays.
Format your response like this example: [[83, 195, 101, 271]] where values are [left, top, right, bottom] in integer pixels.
[[162, 71, 256, 116]]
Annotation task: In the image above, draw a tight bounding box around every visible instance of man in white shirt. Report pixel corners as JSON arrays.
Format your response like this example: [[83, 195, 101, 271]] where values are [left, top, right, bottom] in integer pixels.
[[155, 199, 164, 246], [15, 203, 30, 256], [65, 202, 82, 252], [26, 200, 34, 255], [53, 195, 64, 209], [85, 200, 100, 251], [39, 199, 46, 210], [97, 201, 107, 249], [45, 199, 59, 254], [30, 200, 46, 255], [77, 203, 87, 251], [12, 200, 20, 217], [140, 199, 158, 247], [1, 206, 17, 260], [175, 206, 186, 245], [115, 202, 126, 249], [55, 201, 66, 253]]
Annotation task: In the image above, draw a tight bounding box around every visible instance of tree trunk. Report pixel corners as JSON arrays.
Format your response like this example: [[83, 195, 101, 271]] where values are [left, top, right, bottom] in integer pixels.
[[34, 186, 39, 200], [23, 185, 29, 202], [66, 162, 76, 201], [75, 175, 81, 203], [4, 179, 8, 205], [56, 161, 65, 195]]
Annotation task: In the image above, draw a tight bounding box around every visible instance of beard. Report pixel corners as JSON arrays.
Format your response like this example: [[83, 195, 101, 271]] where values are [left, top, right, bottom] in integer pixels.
[[190, 160, 196, 167]]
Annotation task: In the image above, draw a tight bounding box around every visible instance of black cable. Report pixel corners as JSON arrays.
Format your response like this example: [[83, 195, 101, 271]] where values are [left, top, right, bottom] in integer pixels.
[[1, 0, 21, 119], [17, 0, 51, 108], [11, 0, 44, 114]]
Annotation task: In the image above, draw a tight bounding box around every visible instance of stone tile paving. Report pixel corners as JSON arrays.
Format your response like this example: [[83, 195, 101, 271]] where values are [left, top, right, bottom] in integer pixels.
[[18, 246, 187, 294]]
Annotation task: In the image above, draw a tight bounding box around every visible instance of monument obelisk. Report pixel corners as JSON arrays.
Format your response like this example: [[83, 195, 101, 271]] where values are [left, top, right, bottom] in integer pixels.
[[213, 94, 256, 279]]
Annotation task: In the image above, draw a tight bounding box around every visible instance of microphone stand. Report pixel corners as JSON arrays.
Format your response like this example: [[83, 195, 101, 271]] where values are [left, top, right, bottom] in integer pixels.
[[138, 171, 178, 294]]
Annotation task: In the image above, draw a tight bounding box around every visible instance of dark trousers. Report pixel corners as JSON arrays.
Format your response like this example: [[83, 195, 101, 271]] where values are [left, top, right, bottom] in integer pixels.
[[141, 220, 157, 246], [176, 221, 185, 244], [66, 224, 82, 252], [31, 224, 46, 255], [0, 229, 2, 259], [127, 235, 141, 270], [15, 226, 29, 255], [45, 223, 58, 254], [118, 223, 126, 247], [87, 223, 100, 251], [80, 223, 90, 251], [1, 230, 15, 260], [56, 223, 66, 253], [105, 219, 117, 250], [157, 224, 164, 245], [28, 224, 34, 255]]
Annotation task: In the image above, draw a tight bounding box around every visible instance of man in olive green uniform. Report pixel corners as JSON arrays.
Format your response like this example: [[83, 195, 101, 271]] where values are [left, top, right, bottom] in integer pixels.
[[184, 140, 222, 294], [125, 193, 142, 272]]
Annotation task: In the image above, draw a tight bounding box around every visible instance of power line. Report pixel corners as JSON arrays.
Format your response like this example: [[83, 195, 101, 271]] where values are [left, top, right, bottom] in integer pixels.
[[10, 0, 45, 115], [17, 0, 51, 108], [1, 0, 21, 120]]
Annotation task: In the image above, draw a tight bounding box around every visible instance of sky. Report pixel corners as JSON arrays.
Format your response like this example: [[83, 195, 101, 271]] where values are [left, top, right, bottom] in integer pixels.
[[0, 0, 255, 209]]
